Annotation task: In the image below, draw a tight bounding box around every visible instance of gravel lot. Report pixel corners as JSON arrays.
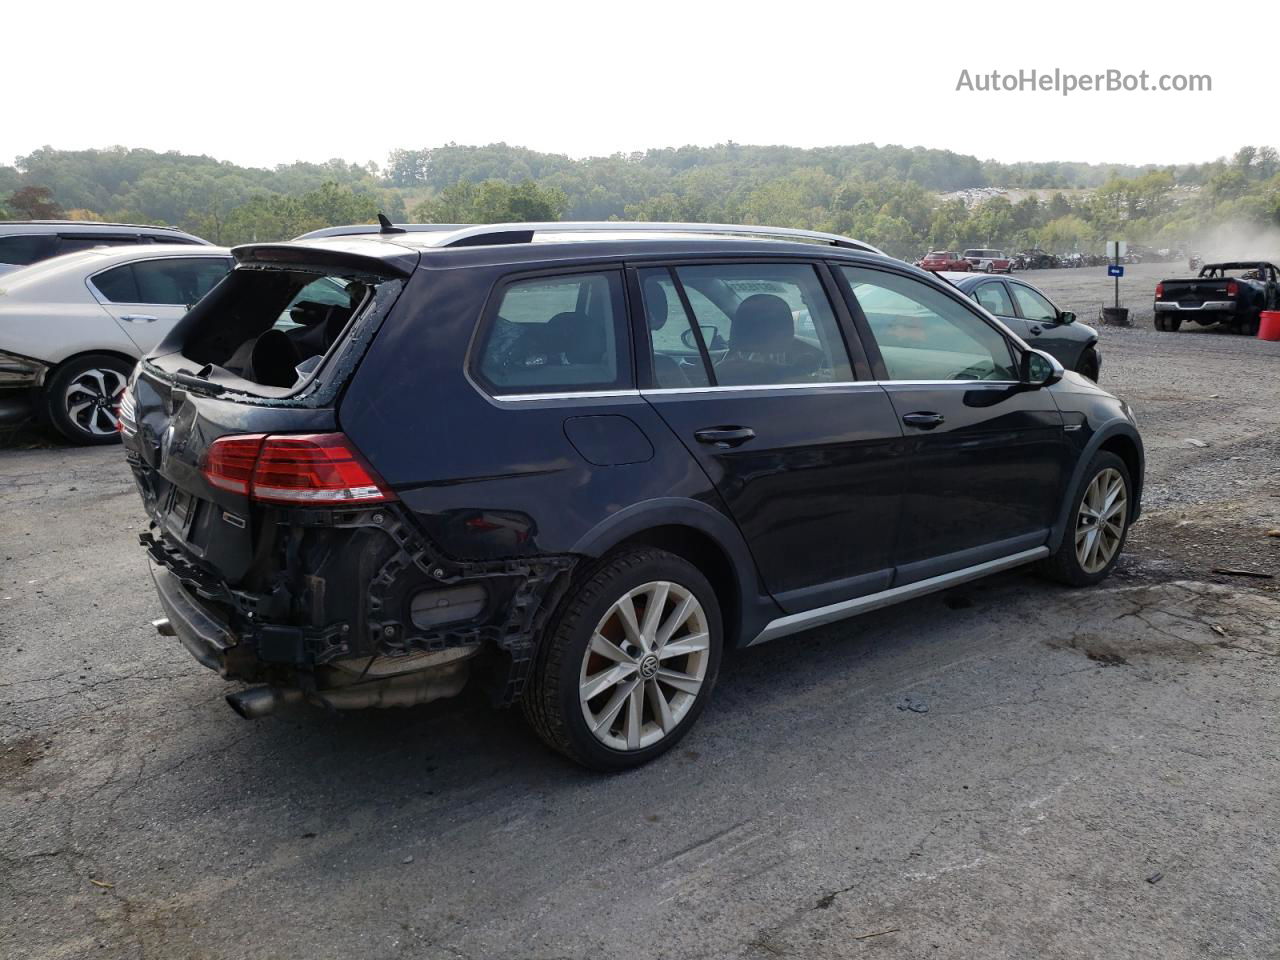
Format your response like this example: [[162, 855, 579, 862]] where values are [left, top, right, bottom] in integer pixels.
[[2, 261, 1278, 960]]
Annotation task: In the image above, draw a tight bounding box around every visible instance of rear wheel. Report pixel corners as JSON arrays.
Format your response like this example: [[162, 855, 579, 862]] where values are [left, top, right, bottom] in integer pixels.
[[44, 353, 132, 445], [1039, 451, 1132, 587], [523, 547, 723, 771]]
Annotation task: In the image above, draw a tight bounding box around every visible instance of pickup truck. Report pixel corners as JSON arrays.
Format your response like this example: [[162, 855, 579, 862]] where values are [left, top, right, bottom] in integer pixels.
[[1153, 261, 1280, 334], [918, 251, 972, 272], [962, 248, 1012, 273]]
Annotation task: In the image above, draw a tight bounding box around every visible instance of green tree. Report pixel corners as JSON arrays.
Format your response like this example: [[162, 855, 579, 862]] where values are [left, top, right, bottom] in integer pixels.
[[7, 185, 62, 218], [412, 179, 568, 223]]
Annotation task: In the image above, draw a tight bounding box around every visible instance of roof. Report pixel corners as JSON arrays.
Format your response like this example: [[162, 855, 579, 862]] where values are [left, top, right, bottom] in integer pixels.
[[0, 244, 232, 291], [0, 219, 206, 237]]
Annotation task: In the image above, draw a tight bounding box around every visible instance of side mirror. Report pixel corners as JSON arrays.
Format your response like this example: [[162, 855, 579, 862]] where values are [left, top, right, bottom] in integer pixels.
[[1020, 348, 1064, 388], [1058, 310, 1076, 324]]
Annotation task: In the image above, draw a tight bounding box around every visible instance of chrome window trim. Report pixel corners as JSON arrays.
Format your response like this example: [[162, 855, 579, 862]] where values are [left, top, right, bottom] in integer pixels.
[[490, 388, 643, 403], [84, 254, 234, 306], [491, 378, 1026, 401]]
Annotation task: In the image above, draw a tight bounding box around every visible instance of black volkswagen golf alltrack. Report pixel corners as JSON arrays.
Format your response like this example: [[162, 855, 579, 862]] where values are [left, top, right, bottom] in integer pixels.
[[122, 222, 1143, 770]]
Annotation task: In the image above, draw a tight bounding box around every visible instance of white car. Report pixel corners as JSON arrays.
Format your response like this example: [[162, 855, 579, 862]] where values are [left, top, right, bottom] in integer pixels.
[[0, 245, 233, 443]]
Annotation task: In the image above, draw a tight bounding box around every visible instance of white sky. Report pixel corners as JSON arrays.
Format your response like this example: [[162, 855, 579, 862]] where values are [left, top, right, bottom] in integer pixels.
[[4, 0, 1273, 170]]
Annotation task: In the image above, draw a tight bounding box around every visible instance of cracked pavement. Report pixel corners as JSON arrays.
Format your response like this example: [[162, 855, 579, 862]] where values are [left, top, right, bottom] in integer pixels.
[[2, 277, 1278, 959]]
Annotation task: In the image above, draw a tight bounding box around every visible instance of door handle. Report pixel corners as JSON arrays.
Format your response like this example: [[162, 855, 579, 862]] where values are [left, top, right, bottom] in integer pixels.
[[694, 426, 756, 448], [1029, 325, 1043, 335], [120, 314, 158, 323], [902, 412, 945, 430]]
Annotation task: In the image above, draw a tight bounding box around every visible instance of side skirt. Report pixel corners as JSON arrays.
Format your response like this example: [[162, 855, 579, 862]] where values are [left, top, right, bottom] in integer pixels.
[[746, 546, 1050, 646]]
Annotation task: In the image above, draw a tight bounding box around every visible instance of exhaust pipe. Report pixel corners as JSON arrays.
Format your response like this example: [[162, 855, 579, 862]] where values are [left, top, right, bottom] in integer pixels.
[[226, 686, 304, 720], [152, 617, 175, 637]]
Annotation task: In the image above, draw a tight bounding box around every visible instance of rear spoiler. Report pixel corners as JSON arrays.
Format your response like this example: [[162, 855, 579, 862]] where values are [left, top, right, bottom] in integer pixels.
[[233, 238, 419, 278]]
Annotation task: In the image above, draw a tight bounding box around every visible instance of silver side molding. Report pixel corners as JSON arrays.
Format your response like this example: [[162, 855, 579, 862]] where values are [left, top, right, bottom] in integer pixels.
[[747, 546, 1050, 646]]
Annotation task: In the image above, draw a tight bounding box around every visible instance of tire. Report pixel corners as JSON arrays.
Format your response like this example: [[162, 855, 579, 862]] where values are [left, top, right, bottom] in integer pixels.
[[522, 547, 723, 771], [1039, 451, 1133, 587], [44, 353, 132, 445], [1155, 315, 1181, 332], [1075, 346, 1100, 382]]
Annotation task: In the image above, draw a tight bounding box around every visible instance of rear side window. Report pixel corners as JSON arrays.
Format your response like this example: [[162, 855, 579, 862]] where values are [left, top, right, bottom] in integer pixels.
[[974, 281, 1014, 316], [476, 271, 630, 395], [0, 234, 57, 266], [93, 258, 230, 305], [841, 266, 1017, 382], [642, 263, 851, 388]]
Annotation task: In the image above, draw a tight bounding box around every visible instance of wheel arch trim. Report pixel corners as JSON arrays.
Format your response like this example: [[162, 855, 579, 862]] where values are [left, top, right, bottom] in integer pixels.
[[1048, 419, 1144, 552]]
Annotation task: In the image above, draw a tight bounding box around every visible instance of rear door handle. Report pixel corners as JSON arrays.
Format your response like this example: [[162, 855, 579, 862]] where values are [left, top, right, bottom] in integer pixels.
[[694, 426, 756, 448], [120, 314, 158, 323], [902, 412, 945, 429]]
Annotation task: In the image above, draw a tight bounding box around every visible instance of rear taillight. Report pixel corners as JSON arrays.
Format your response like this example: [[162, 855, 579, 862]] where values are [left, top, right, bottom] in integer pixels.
[[201, 433, 395, 504], [1226, 280, 1238, 297], [1155, 282, 1164, 298]]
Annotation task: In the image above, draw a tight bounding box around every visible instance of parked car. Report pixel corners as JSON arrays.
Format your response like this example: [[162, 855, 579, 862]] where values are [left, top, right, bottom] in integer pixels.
[[1154, 262, 1279, 334], [1019, 249, 1058, 270], [961, 248, 1012, 273], [941, 272, 1101, 380], [0, 220, 210, 278], [123, 221, 1144, 771], [0, 245, 233, 442], [919, 250, 972, 272]]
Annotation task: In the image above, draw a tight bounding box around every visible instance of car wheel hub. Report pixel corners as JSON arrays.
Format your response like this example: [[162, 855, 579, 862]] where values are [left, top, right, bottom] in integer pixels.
[[578, 580, 710, 752], [64, 367, 126, 437], [1075, 467, 1127, 574]]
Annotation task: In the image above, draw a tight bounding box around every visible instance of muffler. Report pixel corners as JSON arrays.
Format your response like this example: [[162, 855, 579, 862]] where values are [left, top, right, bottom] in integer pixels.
[[226, 686, 304, 719]]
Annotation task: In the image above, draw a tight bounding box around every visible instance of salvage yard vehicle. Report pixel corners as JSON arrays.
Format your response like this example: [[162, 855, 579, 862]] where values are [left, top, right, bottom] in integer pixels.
[[1019, 249, 1058, 270], [962, 248, 1012, 273], [919, 250, 972, 272], [1153, 262, 1280, 334], [0, 245, 233, 442], [0, 220, 210, 278], [124, 221, 1144, 771], [942, 272, 1101, 380]]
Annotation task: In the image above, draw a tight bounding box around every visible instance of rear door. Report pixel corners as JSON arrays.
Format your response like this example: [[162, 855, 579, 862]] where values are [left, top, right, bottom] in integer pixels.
[[89, 256, 232, 352], [836, 264, 1070, 584], [634, 260, 905, 612]]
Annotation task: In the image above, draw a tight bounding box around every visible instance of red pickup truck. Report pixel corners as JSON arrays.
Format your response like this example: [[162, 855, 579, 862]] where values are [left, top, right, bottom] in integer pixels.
[[918, 251, 972, 272]]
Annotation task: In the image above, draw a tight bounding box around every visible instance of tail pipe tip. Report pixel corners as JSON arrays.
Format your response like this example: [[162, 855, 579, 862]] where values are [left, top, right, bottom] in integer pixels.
[[226, 686, 304, 720], [152, 617, 176, 637]]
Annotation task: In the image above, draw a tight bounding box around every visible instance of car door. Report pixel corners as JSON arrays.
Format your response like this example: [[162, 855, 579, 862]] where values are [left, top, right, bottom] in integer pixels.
[[633, 261, 906, 613], [90, 256, 232, 353], [971, 277, 1021, 330], [1007, 280, 1082, 368], [835, 264, 1072, 584]]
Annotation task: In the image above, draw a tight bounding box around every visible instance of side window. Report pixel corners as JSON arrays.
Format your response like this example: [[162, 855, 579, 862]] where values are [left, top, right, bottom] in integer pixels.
[[0, 234, 58, 266], [91, 264, 140, 303], [476, 271, 630, 394], [132, 258, 231, 305], [58, 235, 139, 254], [974, 281, 1014, 316], [664, 263, 852, 387], [637, 270, 711, 388], [840, 266, 1017, 382], [1010, 284, 1058, 323]]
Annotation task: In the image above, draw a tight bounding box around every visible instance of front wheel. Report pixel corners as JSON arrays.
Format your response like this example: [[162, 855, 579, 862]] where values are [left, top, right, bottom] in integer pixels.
[[44, 353, 133, 445], [523, 548, 723, 771], [1039, 452, 1133, 587]]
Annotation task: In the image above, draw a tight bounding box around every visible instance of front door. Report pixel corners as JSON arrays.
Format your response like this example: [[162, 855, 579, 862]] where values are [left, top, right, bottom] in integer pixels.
[[634, 261, 906, 612], [836, 264, 1072, 584]]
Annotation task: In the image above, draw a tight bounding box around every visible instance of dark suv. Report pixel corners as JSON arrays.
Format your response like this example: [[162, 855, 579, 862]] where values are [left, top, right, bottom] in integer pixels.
[[123, 222, 1143, 770]]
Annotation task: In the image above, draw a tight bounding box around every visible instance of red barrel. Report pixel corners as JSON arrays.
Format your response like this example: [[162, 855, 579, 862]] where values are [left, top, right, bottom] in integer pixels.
[[1260, 311, 1280, 341]]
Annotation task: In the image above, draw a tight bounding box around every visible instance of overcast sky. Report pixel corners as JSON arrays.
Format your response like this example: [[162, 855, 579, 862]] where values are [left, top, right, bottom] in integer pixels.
[[5, 0, 1272, 170]]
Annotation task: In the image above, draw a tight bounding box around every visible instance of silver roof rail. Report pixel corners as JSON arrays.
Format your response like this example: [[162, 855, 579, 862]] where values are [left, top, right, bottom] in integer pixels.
[[421, 222, 886, 256]]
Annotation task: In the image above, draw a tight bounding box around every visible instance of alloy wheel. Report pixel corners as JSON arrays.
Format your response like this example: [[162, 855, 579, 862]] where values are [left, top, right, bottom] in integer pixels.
[[1075, 467, 1128, 574], [64, 367, 126, 437], [578, 580, 710, 752]]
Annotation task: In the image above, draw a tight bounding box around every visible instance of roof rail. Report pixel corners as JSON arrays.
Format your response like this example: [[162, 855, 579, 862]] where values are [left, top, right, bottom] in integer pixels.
[[422, 222, 886, 255]]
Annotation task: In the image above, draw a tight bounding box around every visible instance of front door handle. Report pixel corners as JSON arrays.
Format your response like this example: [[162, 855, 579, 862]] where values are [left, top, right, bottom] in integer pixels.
[[120, 314, 158, 323], [694, 426, 756, 448], [1028, 325, 1043, 335], [902, 412, 945, 430]]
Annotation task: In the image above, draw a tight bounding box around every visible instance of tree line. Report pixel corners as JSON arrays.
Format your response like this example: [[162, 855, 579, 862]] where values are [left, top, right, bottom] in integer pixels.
[[3, 142, 1278, 258]]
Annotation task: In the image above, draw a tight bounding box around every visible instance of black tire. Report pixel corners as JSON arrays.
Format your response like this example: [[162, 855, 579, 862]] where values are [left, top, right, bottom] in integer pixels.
[[1075, 346, 1100, 382], [522, 547, 723, 771], [1160, 315, 1182, 332], [43, 353, 133, 445], [1039, 451, 1133, 587]]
